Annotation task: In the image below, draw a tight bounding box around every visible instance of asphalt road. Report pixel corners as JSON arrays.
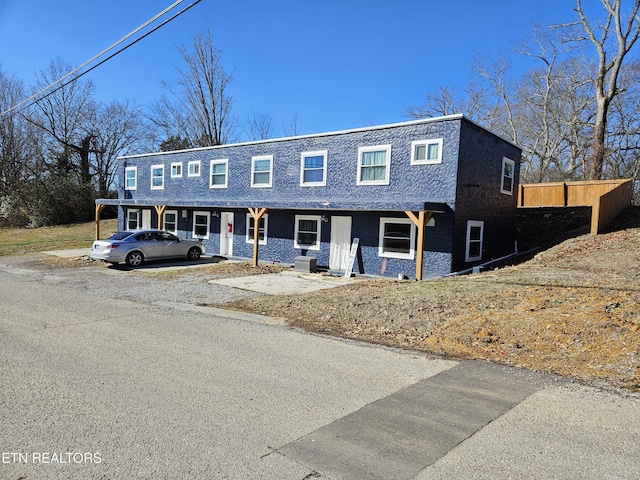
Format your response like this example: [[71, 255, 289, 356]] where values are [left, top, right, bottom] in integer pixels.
[[1, 260, 639, 479]]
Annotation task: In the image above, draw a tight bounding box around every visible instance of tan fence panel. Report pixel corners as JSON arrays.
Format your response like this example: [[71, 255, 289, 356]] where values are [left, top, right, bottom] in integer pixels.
[[592, 180, 634, 234], [518, 179, 633, 235], [518, 182, 567, 207]]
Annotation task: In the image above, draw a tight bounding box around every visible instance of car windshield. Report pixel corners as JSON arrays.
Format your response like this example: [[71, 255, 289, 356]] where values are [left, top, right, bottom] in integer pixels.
[[108, 231, 135, 241]]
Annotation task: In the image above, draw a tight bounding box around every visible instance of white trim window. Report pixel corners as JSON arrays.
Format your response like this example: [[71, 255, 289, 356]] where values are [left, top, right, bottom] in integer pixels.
[[411, 138, 443, 165], [163, 210, 178, 234], [300, 150, 328, 186], [245, 213, 268, 245], [357, 145, 391, 185], [127, 209, 141, 230], [378, 217, 416, 259], [188, 160, 201, 177], [210, 159, 228, 188], [170, 162, 183, 178], [151, 164, 164, 190], [465, 220, 484, 262], [125, 166, 137, 190], [294, 215, 321, 250], [251, 155, 273, 187], [500, 157, 515, 195], [193, 211, 210, 240]]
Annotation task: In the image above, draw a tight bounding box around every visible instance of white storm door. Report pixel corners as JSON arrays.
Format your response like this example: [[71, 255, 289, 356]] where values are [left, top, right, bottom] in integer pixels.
[[220, 212, 234, 256], [329, 216, 352, 271]]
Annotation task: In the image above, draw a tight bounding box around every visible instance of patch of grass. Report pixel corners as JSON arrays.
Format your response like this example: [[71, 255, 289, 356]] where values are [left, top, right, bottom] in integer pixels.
[[0, 219, 118, 256]]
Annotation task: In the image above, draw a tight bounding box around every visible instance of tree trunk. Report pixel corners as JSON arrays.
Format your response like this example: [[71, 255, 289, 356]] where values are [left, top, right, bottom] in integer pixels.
[[79, 135, 92, 184], [588, 97, 609, 180]]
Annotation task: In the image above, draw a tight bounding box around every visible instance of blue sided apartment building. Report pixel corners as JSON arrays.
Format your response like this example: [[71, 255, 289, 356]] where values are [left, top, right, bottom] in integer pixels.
[[96, 114, 522, 280]]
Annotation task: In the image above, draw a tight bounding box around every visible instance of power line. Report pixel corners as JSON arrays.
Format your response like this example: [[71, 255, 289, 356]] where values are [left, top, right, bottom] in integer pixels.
[[0, 0, 202, 120]]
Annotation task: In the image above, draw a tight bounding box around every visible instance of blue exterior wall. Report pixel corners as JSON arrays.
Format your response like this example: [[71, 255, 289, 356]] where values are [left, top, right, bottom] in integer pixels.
[[451, 118, 522, 271], [108, 116, 522, 279], [119, 119, 462, 209]]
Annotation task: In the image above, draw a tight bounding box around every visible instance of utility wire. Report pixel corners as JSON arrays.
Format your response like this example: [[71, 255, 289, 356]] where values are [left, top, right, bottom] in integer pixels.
[[0, 0, 202, 120]]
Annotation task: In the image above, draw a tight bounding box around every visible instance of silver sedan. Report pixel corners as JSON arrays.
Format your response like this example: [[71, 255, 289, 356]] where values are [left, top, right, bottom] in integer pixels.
[[90, 229, 204, 267]]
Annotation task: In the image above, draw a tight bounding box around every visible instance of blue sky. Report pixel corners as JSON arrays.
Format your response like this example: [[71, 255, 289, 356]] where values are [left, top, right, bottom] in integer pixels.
[[0, 1, 578, 138]]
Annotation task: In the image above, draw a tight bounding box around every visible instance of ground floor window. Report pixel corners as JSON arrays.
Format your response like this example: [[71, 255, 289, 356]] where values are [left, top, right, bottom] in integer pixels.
[[193, 211, 210, 239], [294, 215, 321, 250], [378, 217, 415, 259], [465, 220, 484, 262], [164, 210, 178, 234], [127, 209, 140, 230], [246, 213, 268, 245]]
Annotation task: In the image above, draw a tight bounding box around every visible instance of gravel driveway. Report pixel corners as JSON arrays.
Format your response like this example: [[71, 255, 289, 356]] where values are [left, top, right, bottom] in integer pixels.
[[0, 254, 258, 306]]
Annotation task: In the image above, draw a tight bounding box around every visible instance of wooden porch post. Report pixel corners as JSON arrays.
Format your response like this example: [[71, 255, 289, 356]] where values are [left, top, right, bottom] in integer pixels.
[[404, 210, 433, 281], [248, 207, 268, 266], [154, 205, 167, 230], [95, 204, 105, 241]]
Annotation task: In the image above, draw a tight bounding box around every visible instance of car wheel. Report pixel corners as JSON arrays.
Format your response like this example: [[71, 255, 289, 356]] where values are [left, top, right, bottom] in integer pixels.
[[187, 247, 201, 261], [126, 251, 144, 267]]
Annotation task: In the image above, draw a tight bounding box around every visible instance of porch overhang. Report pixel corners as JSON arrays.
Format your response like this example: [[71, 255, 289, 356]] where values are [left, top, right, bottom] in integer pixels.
[[95, 198, 449, 212], [94, 199, 449, 278]]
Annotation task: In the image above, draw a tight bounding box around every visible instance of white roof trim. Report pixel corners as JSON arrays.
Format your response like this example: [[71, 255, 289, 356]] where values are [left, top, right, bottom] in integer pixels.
[[119, 114, 519, 160]]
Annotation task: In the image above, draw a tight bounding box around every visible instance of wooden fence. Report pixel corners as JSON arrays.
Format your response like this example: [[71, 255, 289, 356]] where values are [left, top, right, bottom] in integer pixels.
[[517, 179, 633, 235]]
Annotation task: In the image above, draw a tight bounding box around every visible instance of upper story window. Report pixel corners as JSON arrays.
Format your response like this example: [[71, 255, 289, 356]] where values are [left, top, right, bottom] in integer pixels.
[[151, 164, 164, 190], [125, 166, 137, 190], [411, 138, 443, 165], [210, 159, 228, 188], [246, 213, 268, 245], [501, 157, 515, 195], [188, 160, 201, 177], [171, 162, 183, 178], [378, 217, 415, 260], [251, 155, 273, 188], [300, 150, 328, 186], [465, 220, 484, 262], [294, 215, 321, 250], [357, 145, 391, 185]]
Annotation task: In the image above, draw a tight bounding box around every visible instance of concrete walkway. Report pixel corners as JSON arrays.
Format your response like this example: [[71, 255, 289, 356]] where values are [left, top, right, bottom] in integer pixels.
[[209, 270, 357, 295]]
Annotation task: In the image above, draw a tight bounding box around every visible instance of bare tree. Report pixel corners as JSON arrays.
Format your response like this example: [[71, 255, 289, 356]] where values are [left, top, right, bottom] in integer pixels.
[[0, 67, 42, 225], [0, 68, 26, 196], [244, 110, 275, 141], [572, 0, 640, 179], [30, 57, 97, 182], [152, 28, 235, 147], [407, 4, 640, 189], [510, 27, 596, 181], [603, 59, 640, 180], [282, 112, 300, 137], [89, 100, 150, 197], [406, 83, 490, 123]]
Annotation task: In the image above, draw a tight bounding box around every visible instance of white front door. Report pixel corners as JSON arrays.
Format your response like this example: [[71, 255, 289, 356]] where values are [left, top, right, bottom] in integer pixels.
[[141, 209, 152, 229], [220, 212, 234, 256], [329, 216, 352, 271]]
